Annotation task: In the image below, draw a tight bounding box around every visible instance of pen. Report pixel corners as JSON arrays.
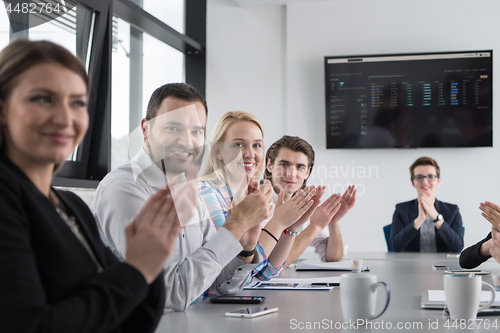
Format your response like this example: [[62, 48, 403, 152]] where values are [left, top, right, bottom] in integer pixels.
[[311, 283, 339, 287]]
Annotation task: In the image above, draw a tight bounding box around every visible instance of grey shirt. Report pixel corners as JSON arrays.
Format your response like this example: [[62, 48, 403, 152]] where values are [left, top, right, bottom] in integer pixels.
[[420, 216, 437, 253], [91, 148, 258, 312]]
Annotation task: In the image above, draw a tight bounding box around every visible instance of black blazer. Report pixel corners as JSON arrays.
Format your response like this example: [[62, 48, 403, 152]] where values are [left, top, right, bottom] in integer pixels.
[[389, 199, 464, 253], [460, 232, 492, 269], [0, 153, 165, 333]]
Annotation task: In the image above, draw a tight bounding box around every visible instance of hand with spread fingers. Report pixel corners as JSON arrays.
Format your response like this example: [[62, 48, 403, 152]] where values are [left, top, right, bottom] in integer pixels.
[[271, 185, 317, 230], [309, 193, 342, 231], [224, 179, 274, 242], [290, 186, 325, 230], [330, 185, 357, 224], [420, 193, 439, 221], [125, 187, 182, 284], [480, 201, 500, 232], [414, 197, 428, 229]]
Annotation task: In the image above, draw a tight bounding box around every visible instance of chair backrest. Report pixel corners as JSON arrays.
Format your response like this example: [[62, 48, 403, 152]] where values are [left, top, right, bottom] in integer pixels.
[[383, 224, 393, 252]]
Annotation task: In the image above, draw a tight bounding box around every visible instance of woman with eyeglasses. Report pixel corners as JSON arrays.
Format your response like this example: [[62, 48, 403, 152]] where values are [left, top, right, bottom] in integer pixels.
[[389, 157, 464, 252]]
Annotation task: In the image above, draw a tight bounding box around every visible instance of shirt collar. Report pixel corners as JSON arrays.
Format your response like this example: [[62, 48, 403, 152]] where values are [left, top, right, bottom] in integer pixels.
[[130, 147, 170, 189]]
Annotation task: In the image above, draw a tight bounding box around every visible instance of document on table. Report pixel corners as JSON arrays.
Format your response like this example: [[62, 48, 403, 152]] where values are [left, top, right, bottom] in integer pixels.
[[428, 290, 500, 305], [244, 276, 340, 291], [295, 260, 369, 271]]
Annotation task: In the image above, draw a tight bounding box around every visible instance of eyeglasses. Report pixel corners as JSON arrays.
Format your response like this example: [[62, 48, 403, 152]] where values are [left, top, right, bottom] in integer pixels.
[[412, 174, 439, 182]]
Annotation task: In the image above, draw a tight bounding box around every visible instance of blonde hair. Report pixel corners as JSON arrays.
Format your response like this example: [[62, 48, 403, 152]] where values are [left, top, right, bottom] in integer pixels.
[[200, 111, 265, 187]]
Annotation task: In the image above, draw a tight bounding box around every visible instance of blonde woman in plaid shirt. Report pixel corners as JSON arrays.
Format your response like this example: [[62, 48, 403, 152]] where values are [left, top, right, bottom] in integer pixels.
[[199, 111, 319, 280]]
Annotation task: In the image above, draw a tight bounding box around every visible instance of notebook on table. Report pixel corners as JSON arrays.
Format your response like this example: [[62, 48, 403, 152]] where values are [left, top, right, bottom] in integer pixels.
[[421, 290, 500, 309]]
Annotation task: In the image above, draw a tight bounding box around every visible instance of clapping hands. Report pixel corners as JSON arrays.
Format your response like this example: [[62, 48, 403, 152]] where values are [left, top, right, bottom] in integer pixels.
[[331, 185, 356, 224], [419, 193, 439, 220], [480, 201, 500, 263], [480, 201, 500, 232], [490, 228, 500, 263], [125, 165, 199, 284], [272, 185, 317, 230], [224, 179, 274, 243], [125, 187, 183, 284], [309, 185, 356, 231]]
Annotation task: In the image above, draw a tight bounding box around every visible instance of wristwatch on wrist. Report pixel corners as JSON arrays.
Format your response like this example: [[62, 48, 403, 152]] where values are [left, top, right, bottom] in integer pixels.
[[433, 214, 443, 222], [238, 248, 256, 257], [283, 228, 301, 236]]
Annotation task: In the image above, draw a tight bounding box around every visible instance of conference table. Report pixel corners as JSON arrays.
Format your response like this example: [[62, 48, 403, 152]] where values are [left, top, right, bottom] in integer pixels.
[[155, 252, 500, 332]]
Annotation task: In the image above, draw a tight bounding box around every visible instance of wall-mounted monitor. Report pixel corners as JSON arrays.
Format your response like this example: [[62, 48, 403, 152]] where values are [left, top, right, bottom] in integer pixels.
[[325, 51, 492, 148]]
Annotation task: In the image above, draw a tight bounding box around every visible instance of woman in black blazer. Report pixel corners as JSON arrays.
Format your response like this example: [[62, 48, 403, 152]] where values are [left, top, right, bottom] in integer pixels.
[[389, 157, 464, 253], [0, 39, 187, 332]]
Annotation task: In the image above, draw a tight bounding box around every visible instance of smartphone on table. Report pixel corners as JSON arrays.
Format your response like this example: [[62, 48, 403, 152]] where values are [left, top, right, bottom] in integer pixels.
[[210, 296, 265, 304], [225, 306, 278, 318], [432, 265, 448, 270]]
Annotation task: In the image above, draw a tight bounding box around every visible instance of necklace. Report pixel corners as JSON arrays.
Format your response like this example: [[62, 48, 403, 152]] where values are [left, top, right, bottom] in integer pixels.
[[48, 190, 103, 273]]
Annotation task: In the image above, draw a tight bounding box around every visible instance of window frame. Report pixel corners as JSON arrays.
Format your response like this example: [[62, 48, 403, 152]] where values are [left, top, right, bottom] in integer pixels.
[[51, 0, 206, 188]]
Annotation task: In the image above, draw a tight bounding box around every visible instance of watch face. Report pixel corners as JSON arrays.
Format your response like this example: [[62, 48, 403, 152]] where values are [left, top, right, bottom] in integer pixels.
[[435, 214, 443, 221]]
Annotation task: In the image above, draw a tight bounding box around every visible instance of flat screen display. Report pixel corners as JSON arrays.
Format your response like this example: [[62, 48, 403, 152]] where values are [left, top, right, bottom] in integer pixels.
[[325, 51, 492, 148]]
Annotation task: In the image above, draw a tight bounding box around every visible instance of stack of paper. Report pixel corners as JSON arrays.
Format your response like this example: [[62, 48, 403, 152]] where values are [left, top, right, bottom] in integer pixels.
[[295, 261, 369, 271]]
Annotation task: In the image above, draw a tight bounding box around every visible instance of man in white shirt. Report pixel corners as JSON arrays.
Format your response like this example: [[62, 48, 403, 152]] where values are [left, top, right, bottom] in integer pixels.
[[92, 83, 273, 311]]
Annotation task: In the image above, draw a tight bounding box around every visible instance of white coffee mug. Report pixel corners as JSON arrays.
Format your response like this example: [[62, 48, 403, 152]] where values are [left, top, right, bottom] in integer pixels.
[[340, 273, 390, 323], [444, 274, 496, 320]]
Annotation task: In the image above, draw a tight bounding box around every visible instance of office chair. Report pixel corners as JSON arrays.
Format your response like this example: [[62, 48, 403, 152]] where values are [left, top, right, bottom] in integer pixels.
[[383, 224, 393, 252]]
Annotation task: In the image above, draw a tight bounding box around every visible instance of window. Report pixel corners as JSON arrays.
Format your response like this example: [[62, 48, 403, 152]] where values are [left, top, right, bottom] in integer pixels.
[[111, 17, 131, 170], [30, 4, 96, 162], [0, 0, 110, 188], [110, 0, 204, 173], [1, 0, 206, 188], [143, 0, 185, 34], [111, 16, 184, 170]]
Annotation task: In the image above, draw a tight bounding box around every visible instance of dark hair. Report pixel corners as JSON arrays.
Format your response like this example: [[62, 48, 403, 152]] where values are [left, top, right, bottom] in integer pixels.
[[145, 83, 208, 121], [0, 39, 88, 102], [0, 39, 88, 153], [409, 156, 440, 184], [264, 135, 315, 187]]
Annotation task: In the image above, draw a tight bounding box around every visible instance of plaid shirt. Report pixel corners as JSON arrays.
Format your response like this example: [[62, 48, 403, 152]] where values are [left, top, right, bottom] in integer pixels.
[[198, 181, 283, 282]]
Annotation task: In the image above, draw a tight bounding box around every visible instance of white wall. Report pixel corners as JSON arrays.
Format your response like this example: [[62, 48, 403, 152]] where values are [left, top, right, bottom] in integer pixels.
[[206, 0, 286, 146], [207, 0, 500, 251]]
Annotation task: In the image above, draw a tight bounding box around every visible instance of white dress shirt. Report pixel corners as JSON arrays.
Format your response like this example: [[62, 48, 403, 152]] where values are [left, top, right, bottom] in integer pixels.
[[91, 148, 258, 312]]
